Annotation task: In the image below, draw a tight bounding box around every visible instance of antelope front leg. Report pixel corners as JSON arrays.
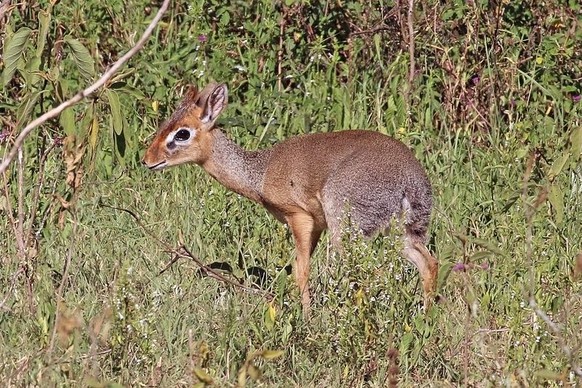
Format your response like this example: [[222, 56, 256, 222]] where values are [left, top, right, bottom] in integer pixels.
[[287, 212, 323, 318]]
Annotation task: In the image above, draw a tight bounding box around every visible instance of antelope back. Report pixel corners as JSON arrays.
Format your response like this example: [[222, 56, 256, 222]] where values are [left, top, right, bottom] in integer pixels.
[[142, 83, 228, 170]]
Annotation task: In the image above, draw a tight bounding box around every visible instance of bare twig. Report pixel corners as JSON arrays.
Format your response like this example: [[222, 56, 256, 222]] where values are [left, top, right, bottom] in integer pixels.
[[0, 168, 29, 312], [0, 267, 25, 312], [406, 0, 416, 107], [0, 0, 171, 174], [0, 0, 12, 23], [529, 297, 582, 377], [521, 150, 581, 378], [1, 171, 21, 252], [14, 148, 26, 257], [78, 349, 112, 359], [350, 24, 391, 37], [188, 329, 195, 385], [101, 203, 275, 301], [277, 8, 286, 92], [46, 212, 78, 361], [181, 244, 272, 298], [24, 137, 59, 246]]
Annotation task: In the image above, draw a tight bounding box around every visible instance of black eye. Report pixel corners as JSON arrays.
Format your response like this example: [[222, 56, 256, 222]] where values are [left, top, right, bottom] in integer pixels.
[[174, 129, 191, 142]]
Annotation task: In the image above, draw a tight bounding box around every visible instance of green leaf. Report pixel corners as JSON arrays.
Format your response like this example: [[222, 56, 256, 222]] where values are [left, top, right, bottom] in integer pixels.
[[237, 367, 247, 387], [264, 303, 276, 330], [16, 91, 42, 130], [548, 184, 564, 225], [119, 84, 146, 100], [472, 238, 504, 255], [259, 349, 284, 360], [570, 126, 582, 160], [114, 131, 126, 162], [2, 27, 32, 86], [470, 251, 493, 261], [65, 37, 95, 80], [79, 102, 94, 139], [399, 332, 414, 355], [83, 377, 124, 388], [247, 364, 261, 381], [36, 10, 52, 58], [424, 107, 432, 131], [89, 114, 99, 152], [502, 192, 520, 213], [193, 367, 213, 384], [105, 89, 124, 135], [82, 376, 101, 387], [438, 262, 454, 287], [23, 56, 42, 87], [547, 153, 570, 181], [516, 146, 529, 159], [219, 10, 230, 26], [535, 369, 564, 380], [60, 107, 76, 136]]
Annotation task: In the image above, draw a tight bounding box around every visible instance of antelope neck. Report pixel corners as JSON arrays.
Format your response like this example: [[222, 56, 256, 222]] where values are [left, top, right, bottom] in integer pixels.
[[202, 129, 272, 203]]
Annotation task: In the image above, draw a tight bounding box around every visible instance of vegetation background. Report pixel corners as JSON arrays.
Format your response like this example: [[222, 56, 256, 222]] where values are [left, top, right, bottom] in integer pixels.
[[1, 0, 581, 386]]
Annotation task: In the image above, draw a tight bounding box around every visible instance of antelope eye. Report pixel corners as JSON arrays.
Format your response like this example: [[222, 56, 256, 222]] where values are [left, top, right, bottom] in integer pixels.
[[174, 129, 191, 142]]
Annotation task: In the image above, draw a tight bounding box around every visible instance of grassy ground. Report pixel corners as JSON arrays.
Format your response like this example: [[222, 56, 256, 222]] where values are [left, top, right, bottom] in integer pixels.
[[1, 0, 582, 386]]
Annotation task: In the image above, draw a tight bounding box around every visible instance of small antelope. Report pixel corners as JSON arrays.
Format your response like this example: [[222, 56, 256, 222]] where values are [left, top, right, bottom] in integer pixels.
[[143, 82, 438, 315]]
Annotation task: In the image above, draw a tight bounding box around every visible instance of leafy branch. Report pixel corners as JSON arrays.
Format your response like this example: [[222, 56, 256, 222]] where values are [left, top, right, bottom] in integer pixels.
[[0, 0, 171, 174]]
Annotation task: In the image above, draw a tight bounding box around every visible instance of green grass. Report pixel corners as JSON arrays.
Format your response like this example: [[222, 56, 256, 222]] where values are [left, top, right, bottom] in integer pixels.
[[1, 0, 582, 386]]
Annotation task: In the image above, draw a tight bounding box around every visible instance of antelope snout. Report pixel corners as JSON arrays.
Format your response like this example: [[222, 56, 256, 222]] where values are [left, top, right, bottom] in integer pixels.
[[141, 154, 168, 170]]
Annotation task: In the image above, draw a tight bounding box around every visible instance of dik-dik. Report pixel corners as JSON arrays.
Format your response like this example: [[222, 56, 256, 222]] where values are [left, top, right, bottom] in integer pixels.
[[143, 82, 438, 315]]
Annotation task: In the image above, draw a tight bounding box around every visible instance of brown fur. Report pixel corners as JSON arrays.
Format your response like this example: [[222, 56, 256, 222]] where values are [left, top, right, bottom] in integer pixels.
[[143, 83, 439, 317]]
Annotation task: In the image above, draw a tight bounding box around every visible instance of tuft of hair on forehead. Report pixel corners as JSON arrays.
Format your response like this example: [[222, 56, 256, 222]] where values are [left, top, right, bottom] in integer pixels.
[[175, 85, 199, 111], [183, 85, 198, 101], [162, 85, 203, 126], [174, 82, 219, 111], [156, 83, 222, 134]]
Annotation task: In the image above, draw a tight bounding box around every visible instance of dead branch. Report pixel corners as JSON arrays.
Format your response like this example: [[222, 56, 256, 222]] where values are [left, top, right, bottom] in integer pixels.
[[101, 203, 275, 301], [529, 296, 582, 378], [406, 0, 416, 107]]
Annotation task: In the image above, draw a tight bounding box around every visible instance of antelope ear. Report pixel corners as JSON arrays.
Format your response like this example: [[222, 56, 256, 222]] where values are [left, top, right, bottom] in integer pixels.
[[199, 83, 228, 130]]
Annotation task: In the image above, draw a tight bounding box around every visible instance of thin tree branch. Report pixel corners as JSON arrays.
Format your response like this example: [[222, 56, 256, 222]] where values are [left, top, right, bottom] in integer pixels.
[[25, 137, 59, 247], [277, 8, 286, 92], [181, 244, 272, 298], [529, 296, 582, 378], [0, 0, 12, 22], [101, 203, 275, 301], [407, 0, 416, 94], [46, 212, 78, 361], [17, 147, 24, 255], [0, 266, 24, 312], [521, 150, 581, 378], [0, 0, 171, 174]]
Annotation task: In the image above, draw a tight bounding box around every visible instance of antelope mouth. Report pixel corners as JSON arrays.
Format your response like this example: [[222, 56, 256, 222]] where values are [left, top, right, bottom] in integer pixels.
[[146, 160, 168, 170]]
